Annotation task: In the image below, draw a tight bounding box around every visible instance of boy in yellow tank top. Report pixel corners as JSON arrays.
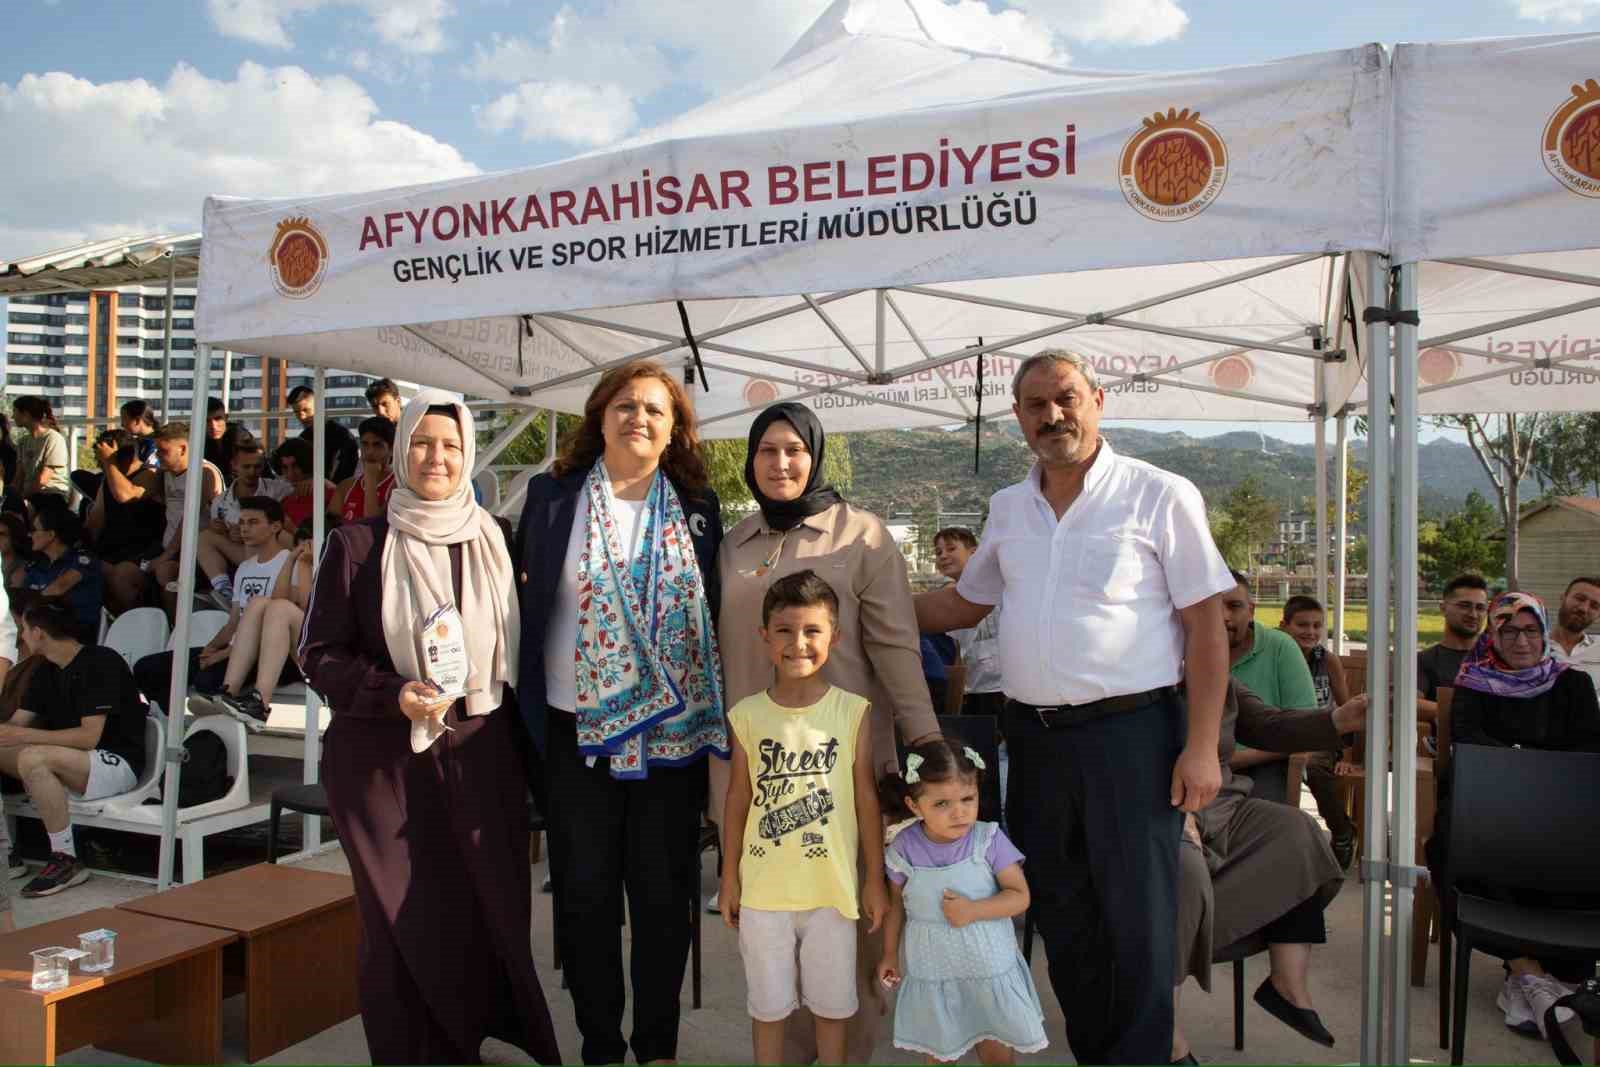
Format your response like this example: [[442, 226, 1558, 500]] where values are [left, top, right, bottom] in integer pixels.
[[720, 569, 887, 1065]]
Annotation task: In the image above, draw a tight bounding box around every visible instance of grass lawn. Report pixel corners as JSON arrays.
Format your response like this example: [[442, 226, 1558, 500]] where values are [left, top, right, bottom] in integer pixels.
[[1254, 603, 1446, 646]]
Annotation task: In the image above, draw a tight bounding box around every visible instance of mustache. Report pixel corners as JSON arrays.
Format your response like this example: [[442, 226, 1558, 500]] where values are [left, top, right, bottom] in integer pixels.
[[1038, 420, 1080, 436]]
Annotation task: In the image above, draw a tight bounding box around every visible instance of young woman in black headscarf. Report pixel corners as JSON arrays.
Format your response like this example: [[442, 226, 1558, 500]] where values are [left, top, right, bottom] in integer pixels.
[[714, 401, 940, 1062]]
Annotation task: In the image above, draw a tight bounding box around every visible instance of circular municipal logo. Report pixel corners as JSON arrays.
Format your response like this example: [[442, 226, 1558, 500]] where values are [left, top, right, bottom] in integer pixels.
[[1542, 78, 1600, 198], [268, 216, 329, 299], [435, 622, 449, 639], [1208, 354, 1254, 392], [1120, 108, 1228, 222], [742, 379, 780, 407], [1419, 347, 1461, 386]]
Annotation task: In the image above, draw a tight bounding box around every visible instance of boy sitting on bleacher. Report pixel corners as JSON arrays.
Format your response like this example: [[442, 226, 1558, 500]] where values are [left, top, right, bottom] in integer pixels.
[[0, 598, 148, 899], [133, 497, 290, 732]]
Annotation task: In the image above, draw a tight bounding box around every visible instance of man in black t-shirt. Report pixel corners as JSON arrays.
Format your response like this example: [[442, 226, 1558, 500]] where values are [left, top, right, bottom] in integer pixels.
[[0, 600, 148, 898], [1417, 573, 1490, 722], [288, 385, 359, 483]]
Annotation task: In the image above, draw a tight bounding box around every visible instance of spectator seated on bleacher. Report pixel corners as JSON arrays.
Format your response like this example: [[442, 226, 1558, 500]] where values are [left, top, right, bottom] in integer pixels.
[[274, 438, 336, 532], [196, 440, 294, 609], [134, 496, 292, 731], [0, 512, 30, 589], [203, 397, 239, 482], [12, 397, 71, 506], [195, 515, 334, 729], [0, 598, 148, 900], [86, 429, 168, 616], [334, 417, 396, 522], [149, 422, 225, 620], [15, 500, 103, 644], [288, 385, 360, 484]]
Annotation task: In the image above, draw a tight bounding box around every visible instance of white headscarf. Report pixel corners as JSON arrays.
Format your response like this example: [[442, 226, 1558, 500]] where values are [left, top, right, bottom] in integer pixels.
[[380, 390, 518, 752]]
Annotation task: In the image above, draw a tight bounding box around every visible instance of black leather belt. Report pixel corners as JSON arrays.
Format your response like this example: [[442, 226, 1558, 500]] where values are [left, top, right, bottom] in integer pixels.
[[1007, 687, 1171, 728]]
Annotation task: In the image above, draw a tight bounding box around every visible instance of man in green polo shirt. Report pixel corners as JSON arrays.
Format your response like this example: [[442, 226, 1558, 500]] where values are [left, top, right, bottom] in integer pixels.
[[1221, 570, 1318, 797]]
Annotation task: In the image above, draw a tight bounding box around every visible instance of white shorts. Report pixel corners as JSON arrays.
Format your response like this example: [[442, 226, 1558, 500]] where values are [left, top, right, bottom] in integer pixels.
[[72, 750, 138, 801], [737, 906, 859, 1022]]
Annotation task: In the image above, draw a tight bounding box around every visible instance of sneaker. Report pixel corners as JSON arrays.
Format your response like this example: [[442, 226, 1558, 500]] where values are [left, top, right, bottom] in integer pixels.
[[217, 688, 270, 732], [188, 684, 226, 716], [705, 891, 720, 914], [206, 588, 232, 611], [1331, 834, 1355, 870], [20, 851, 90, 898], [5, 852, 27, 879], [1513, 973, 1576, 1038], [1498, 974, 1539, 1035]]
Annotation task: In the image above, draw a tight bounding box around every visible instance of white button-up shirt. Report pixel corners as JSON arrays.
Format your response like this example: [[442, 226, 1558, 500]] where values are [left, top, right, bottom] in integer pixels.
[[956, 440, 1233, 706], [1553, 633, 1600, 695]]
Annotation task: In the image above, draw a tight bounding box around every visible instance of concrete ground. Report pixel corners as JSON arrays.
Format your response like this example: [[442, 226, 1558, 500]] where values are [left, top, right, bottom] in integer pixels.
[[8, 841, 1581, 1066]]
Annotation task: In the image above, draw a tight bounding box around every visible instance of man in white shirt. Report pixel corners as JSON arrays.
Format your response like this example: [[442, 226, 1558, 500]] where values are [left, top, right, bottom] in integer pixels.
[[1549, 575, 1600, 693], [915, 349, 1233, 1065]]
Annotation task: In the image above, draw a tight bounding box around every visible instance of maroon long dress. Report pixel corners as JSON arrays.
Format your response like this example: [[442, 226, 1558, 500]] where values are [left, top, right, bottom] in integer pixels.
[[300, 517, 561, 1065]]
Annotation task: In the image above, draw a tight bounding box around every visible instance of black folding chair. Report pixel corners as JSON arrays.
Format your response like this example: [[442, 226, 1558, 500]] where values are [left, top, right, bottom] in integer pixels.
[[1446, 744, 1600, 1065]]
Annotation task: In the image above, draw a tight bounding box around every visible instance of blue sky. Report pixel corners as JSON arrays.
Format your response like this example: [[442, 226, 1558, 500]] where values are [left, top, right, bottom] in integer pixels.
[[3, 0, 1594, 440]]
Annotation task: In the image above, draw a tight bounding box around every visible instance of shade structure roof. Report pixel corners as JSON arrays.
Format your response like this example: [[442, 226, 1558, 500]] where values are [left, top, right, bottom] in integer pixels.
[[196, 0, 1391, 436], [0, 233, 200, 296]]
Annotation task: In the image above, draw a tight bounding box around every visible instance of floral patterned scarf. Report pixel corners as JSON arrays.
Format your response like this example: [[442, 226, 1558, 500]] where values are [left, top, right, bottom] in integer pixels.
[[574, 461, 727, 780], [1455, 591, 1569, 700]]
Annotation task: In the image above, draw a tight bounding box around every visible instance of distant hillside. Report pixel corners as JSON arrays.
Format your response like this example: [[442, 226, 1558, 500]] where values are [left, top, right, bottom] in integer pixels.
[[844, 425, 1508, 527]]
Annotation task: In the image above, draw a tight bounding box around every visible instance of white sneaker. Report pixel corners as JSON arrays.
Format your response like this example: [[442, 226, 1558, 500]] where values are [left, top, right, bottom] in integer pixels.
[[705, 891, 720, 914], [5, 853, 26, 879], [1513, 973, 1576, 1038], [1498, 974, 1539, 1035]]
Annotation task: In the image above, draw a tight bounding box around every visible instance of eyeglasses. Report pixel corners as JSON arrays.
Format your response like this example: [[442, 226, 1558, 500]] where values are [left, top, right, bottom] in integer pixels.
[[1445, 600, 1489, 614], [1495, 625, 1543, 644]]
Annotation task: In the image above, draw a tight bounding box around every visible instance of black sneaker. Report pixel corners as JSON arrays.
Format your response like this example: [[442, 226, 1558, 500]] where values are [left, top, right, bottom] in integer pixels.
[[5, 852, 27, 879], [21, 851, 90, 898], [217, 688, 270, 732], [1332, 834, 1355, 870]]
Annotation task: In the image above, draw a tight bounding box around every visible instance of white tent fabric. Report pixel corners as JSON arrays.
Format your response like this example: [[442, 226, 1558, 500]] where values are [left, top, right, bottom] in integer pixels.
[[199, 0, 1389, 435]]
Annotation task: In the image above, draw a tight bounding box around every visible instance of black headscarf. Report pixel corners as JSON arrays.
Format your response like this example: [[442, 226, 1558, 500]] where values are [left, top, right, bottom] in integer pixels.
[[744, 402, 843, 531]]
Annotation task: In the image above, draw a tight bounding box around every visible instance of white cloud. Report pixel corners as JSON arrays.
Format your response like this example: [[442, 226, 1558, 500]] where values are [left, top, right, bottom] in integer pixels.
[[0, 63, 478, 254], [1515, 0, 1600, 21], [206, 0, 454, 54], [1011, 0, 1189, 46], [476, 81, 639, 147]]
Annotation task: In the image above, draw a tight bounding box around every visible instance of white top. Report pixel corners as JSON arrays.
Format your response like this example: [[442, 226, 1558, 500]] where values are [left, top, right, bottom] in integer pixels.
[[956, 440, 1233, 706], [953, 606, 1004, 696], [1552, 633, 1600, 696], [161, 460, 223, 546], [0, 583, 16, 664], [544, 491, 650, 713], [212, 476, 294, 526], [231, 549, 289, 629]]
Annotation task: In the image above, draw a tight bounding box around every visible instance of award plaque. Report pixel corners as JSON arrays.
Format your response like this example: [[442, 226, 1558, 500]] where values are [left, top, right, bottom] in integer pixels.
[[421, 603, 470, 701]]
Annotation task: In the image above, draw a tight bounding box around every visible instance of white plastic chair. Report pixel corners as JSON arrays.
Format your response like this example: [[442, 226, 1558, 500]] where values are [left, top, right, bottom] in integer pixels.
[[70, 713, 166, 816], [499, 469, 535, 518], [103, 607, 171, 669], [170, 609, 229, 651]]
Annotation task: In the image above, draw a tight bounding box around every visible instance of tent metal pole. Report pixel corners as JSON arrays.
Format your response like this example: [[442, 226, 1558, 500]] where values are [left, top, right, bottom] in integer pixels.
[[304, 368, 327, 852], [883, 291, 976, 419], [156, 342, 213, 889], [1421, 293, 1600, 348], [159, 254, 176, 417], [1315, 416, 1328, 603], [546, 410, 558, 464], [874, 289, 887, 377], [474, 407, 540, 476], [1333, 412, 1350, 656], [693, 360, 961, 422], [1386, 261, 1422, 1067], [1141, 331, 1310, 382], [1358, 251, 1393, 1066], [220, 350, 233, 410], [803, 294, 874, 374]]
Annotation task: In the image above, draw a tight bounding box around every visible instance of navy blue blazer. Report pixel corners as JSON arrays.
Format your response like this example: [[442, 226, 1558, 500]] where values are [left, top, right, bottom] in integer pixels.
[[513, 466, 723, 753]]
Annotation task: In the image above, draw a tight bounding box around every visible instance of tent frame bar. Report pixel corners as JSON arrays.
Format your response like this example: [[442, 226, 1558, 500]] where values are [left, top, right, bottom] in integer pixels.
[[804, 293, 874, 375], [400, 325, 524, 395], [1420, 293, 1600, 349], [883, 290, 977, 419], [1436, 256, 1600, 290]]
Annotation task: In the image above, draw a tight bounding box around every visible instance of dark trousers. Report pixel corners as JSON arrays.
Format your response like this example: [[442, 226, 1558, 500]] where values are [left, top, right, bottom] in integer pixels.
[[133, 649, 300, 715], [1004, 694, 1185, 1065], [134, 650, 226, 715], [1303, 750, 1356, 844], [544, 711, 705, 1065], [961, 690, 1008, 718]]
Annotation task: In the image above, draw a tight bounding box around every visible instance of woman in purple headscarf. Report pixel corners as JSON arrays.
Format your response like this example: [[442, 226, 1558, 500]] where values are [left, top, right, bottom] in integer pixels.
[[1426, 591, 1600, 1038]]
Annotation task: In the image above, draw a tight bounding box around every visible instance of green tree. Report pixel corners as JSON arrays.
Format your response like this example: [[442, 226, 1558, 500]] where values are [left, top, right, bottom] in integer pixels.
[[1419, 491, 1504, 589], [1217, 475, 1280, 572], [1529, 413, 1600, 498], [1431, 413, 1549, 590], [1207, 508, 1249, 570]]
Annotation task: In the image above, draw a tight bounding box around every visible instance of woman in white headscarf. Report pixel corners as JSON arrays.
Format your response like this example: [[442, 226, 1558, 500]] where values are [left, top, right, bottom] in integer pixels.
[[301, 392, 561, 1066]]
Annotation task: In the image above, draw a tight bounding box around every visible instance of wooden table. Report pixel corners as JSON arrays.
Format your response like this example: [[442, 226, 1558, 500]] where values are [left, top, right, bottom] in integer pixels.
[[119, 863, 359, 1062], [0, 906, 235, 1064]]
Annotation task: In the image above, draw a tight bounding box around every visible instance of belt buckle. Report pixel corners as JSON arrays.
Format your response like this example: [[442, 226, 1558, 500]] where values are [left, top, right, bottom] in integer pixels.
[[1035, 705, 1062, 727]]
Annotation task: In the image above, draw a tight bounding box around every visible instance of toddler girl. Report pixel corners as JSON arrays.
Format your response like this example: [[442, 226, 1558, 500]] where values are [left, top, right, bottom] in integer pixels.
[[877, 740, 1046, 1064]]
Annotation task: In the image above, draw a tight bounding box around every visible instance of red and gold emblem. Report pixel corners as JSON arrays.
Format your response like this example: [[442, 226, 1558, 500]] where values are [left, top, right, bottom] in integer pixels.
[[1418, 347, 1461, 387], [742, 379, 781, 407], [1542, 78, 1600, 198], [1209, 354, 1254, 392], [268, 216, 329, 299], [1120, 107, 1228, 222]]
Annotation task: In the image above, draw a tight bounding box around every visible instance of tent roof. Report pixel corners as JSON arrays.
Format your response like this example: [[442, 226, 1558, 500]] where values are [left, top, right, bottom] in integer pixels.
[[195, 0, 1388, 436], [0, 233, 200, 296]]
